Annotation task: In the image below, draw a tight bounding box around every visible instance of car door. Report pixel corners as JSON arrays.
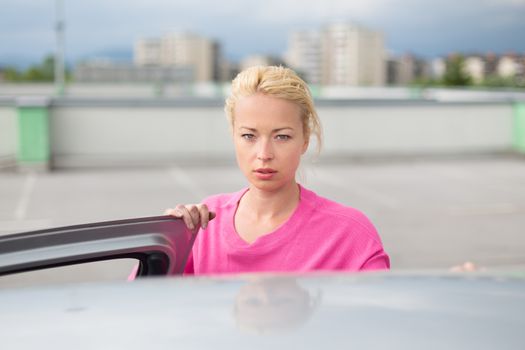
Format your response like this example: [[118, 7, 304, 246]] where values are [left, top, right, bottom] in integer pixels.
[[0, 216, 195, 280]]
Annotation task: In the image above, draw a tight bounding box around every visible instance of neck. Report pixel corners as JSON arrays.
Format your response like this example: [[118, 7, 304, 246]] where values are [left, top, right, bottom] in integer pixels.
[[242, 181, 300, 220]]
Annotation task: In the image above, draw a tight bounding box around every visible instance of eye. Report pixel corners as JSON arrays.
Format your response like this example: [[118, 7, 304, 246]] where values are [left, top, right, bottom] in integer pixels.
[[275, 134, 291, 141], [241, 133, 255, 140]]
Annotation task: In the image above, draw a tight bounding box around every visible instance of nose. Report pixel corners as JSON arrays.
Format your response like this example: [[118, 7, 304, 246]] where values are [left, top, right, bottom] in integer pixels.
[[257, 138, 274, 161]]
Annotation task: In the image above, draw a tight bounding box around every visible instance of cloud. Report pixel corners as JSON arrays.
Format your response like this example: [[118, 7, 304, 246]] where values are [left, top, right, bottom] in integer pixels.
[[483, 0, 525, 5], [253, 0, 389, 23], [0, 0, 524, 64]]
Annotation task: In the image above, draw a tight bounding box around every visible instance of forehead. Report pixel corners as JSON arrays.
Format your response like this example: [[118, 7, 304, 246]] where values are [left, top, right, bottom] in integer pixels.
[[234, 93, 302, 127]]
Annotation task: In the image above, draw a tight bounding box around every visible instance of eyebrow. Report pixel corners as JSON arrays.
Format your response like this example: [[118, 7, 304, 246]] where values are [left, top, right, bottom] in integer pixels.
[[239, 126, 295, 132]]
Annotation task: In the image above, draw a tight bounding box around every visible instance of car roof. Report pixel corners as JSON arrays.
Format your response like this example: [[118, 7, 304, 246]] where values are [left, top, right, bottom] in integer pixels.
[[1, 271, 524, 349]]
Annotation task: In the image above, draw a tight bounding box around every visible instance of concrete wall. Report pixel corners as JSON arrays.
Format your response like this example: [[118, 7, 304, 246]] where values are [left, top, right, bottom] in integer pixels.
[[3, 83, 525, 101], [50, 100, 515, 167], [0, 104, 17, 167], [0, 98, 519, 169], [50, 103, 233, 167], [319, 103, 513, 155], [0, 83, 201, 99]]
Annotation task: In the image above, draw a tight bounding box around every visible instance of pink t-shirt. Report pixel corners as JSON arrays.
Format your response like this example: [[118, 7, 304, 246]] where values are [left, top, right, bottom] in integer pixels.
[[184, 185, 390, 275]]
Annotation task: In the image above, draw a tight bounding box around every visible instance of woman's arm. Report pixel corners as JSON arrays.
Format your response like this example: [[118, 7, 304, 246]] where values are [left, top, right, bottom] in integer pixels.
[[359, 248, 391, 271]]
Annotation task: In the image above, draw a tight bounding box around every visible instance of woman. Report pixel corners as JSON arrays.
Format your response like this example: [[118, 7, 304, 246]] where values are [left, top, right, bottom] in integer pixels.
[[166, 66, 390, 275]]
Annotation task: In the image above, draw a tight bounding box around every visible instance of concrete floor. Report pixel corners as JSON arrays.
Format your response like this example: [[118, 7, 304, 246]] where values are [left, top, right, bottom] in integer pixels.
[[1, 156, 524, 281]]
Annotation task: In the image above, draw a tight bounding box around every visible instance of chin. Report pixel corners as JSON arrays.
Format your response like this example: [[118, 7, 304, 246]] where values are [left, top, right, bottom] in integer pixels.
[[248, 177, 296, 193]]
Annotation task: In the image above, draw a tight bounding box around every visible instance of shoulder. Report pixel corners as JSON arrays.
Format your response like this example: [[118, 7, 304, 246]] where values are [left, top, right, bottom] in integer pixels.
[[301, 186, 380, 241], [201, 188, 247, 210]]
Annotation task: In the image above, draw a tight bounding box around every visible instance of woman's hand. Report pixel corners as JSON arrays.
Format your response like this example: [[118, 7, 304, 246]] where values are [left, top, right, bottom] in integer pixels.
[[164, 204, 216, 230], [450, 261, 480, 272]]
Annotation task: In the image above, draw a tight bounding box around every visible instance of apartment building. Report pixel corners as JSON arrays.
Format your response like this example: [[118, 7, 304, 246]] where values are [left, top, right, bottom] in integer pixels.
[[285, 31, 322, 85], [134, 38, 162, 67], [498, 55, 523, 78], [134, 32, 220, 82], [321, 23, 385, 86], [286, 23, 386, 86], [464, 56, 485, 83], [387, 54, 430, 85]]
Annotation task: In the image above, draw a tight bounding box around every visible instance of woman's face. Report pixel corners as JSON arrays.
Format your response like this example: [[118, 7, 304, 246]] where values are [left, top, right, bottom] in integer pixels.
[[233, 93, 308, 193]]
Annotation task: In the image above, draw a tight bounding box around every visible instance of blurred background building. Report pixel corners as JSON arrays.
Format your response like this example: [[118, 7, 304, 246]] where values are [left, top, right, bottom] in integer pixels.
[[285, 30, 322, 85], [134, 38, 162, 67], [285, 23, 385, 86], [73, 32, 221, 84], [320, 23, 385, 86], [74, 59, 194, 83], [155, 32, 220, 82], [2, 20, 522, 90], [387, 54, 429, 85], [239, 55, 286, 72]]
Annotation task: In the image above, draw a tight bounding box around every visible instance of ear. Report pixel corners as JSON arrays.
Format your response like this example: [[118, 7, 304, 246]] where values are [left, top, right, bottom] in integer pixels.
[[301, 138, 309, 155]]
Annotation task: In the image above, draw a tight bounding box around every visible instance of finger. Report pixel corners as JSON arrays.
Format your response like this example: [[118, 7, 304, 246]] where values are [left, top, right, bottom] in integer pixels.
[[450, 261, 478, 272], [187, 205, 201, 230], [462, 261, 477, 271], [209, 211, 216, 221], [198, 204, 210, 229], [176, 204, 195, 230], [164, 208, 179, 216], [165, 207, 184, 217]]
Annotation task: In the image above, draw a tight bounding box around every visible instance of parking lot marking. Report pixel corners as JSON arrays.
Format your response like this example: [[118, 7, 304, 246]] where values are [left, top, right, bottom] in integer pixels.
[[14, 173, 37, 220]]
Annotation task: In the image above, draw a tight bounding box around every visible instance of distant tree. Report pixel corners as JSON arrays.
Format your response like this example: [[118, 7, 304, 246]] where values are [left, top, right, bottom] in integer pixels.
[[410, 77, 443, 88], [23, 55, 55, 81], [2, 55, 56, 82], [2, 67, 22, 81], [442, 55, 472, 86], [481, 74, 525, 89]]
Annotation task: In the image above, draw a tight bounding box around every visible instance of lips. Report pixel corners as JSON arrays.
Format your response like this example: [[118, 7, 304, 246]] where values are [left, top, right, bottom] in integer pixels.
[[255, 168, 277, 174], [254, 168, 277, 180]]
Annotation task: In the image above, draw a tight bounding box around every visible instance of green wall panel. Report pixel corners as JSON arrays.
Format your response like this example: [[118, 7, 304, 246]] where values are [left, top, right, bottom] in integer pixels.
[[514, 102, 525, 153], [17, 106, 50, 162]]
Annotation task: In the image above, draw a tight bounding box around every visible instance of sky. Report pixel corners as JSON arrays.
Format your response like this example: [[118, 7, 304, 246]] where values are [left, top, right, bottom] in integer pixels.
[[0, 0, 524, 68]]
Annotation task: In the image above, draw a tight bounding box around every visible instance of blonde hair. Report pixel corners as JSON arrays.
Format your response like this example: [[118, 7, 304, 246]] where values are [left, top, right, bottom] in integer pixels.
[[225, 66, 322, 154]]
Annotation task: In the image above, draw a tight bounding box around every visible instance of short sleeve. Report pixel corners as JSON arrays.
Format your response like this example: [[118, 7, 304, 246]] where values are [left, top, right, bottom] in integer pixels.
[[359, 248, 390, 271]]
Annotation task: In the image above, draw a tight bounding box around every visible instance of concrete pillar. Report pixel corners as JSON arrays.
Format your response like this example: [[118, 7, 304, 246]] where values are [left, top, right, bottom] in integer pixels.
[[514, 102, 525, 153], [16, 97, 51, 171]]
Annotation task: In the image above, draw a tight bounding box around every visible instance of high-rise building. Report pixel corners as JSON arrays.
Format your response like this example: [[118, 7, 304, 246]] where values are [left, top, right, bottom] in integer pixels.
[[134, 38, 162, 67], [321, 23, 386, 86], [134, 32, 220, 82], [285, 31, 322, 85]]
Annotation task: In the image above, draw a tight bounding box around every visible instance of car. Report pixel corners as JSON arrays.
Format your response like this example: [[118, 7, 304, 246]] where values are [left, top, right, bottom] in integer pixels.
[[0, 216, 194, 279], [0, 217, 524, 349]]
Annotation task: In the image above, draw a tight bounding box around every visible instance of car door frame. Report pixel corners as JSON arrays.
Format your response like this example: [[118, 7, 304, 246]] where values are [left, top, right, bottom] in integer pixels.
[[0, 216, 195, 278]]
